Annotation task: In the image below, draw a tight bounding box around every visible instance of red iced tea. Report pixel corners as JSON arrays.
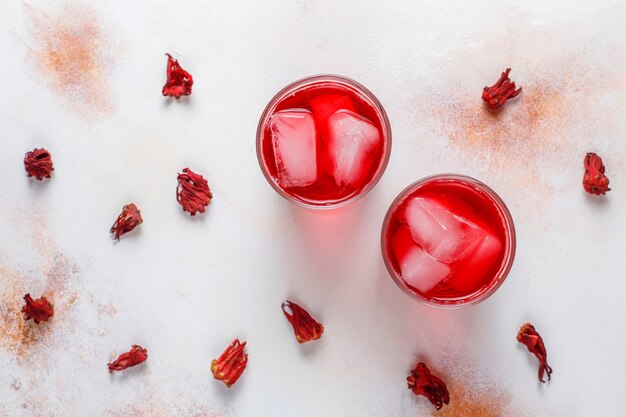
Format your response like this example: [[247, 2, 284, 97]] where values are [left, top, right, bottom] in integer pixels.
[[257, 75, 391, 208], [382, 175, 515, 307]]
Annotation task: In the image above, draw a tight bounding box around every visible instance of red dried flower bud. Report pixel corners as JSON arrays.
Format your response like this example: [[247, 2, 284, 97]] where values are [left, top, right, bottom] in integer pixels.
[[177, 168, 213, 215], [407, 362, 449, 410], [24, 148, 54, 180], [108, 345, 148, 373], [211, 339, 248, 388], [110, 203, 143, 240], [517, 323, 553, 383], [583, 152, 610, 195], [21, 294, 54, 324], [281, 300, 324, 343], [162, 54, 193, 99], [482, 68, 522, 109]]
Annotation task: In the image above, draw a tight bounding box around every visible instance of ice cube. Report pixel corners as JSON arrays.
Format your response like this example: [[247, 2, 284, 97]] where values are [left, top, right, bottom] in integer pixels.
[[404, 197, 486, 263], [326, 110, 381, 187], [447, 229, 503, 294], [270, 110, 317, 188], [391, 227, 450, 293]]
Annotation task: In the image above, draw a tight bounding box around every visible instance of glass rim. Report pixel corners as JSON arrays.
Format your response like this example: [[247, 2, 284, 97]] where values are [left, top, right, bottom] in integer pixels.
[[255, 74, 392, 210], [380, 174, 517, 309]]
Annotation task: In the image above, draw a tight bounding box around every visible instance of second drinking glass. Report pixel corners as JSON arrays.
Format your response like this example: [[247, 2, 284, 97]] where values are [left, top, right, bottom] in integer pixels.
[[256, 75, 392, 209]]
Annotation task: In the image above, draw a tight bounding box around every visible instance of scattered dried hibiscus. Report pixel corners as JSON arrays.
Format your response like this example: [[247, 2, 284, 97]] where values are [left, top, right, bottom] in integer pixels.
[[281, 300, 324, 343], [517, 323, 553, 383], [583, 152, 610, 195], [211, 339, 248, 387], [407, 362, 449, 410], [22, 294, 54, 324], [482, 68, 522, 109], [24, 148, 54, 180], [110, 203, 142, 240], [177, 168, 213, 215], [162, 53, 193, 99], [108, 345, 148, 373]]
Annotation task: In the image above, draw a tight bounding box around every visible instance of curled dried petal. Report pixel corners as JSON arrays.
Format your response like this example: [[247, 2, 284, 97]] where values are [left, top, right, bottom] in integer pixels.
[[162, 54, 193, 99], [21, 294, 54, 324], [211, 339, 248, 387], [177, 168, 213, 215], [583, 152, 610, 195], [108, 345, 148, 373], [517, 323, 553, 382], [282, 300, 324, 343], [24, 148, 54, 180], [482, 68, 522, 109], [110, 203, 143, 240], [407, 362, 449, 410]]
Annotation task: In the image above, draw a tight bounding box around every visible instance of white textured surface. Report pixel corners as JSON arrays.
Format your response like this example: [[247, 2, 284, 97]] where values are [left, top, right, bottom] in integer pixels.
[[0, 0, 625, 416]]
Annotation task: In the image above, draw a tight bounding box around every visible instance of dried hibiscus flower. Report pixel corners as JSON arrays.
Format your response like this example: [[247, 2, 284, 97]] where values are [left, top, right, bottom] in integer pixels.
[[110, 203, 142, 240], [108, 345, 148, 373], [583, 152, 610, 195], [177, 168, 213, 215], [211, 339, 248, 387], [517, 323, 553, 382], [162, 53, 193, 99], [281, 300, 324, 343], [22, 294, 54, 324], [24, 148, 54, 180], [407, 362, 449, 410], [482, 68, 522, 109]]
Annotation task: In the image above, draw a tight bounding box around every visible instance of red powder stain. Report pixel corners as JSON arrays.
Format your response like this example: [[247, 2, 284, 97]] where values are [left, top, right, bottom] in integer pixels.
[[104, 391, 231, 417], [421, 80, 568, 179], [432, 382, 509, 417], [0, 211, 80, 360], [24, 4, 114, 114], [0, 266, 53, 358], [0, 254, 79, 360], [97, 303, 118, 318], [425, 360, 531, 417], [415, 66, 623, 198]]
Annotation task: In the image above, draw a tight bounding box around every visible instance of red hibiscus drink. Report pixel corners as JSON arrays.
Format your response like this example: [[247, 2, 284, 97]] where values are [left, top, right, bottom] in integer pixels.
[[382, 175, 515, 307], [257, 75, 391, 208]]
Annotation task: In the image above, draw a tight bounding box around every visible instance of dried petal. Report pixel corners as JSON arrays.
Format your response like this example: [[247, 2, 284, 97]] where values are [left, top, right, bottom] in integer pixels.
[[108, 345, 148, 373], [517, 323, 553, 382], [177, 168, 213, 215], [407, 362, 450, 410], [482, 68, 522, 109], [281, 300, 324, 343], [583, 152, 610, 195], [21, 294, 54, 324], [24, 148, 54, 180], [110, 203, 143, 240], [211, 339, 248, 387], [162, 53, 193, 99]]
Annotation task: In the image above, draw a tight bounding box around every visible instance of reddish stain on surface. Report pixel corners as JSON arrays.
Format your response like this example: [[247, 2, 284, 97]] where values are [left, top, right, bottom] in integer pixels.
[[104, 391, 231, 417], [0, 266, 51, 358], [25, 4, 114, 114], [0, 211, 80, 360], [0, 253, 79, 360], [421, 360, 533, 417], [97, 303, 118, 318], [422, 80, 568, 175], [432, 381, 509, 417]]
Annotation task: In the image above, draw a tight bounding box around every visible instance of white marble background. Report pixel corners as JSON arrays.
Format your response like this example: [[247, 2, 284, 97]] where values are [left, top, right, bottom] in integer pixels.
[[0, 0, 625, 416]]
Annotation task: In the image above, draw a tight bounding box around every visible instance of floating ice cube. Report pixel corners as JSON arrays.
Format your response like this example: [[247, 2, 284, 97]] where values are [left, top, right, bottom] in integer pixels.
[[270, 110, 317, 188], [447, 229, 503, 294], [405, 197, 486, 263], [391, 227, 450, 293], [326, 110, 381, 187]]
